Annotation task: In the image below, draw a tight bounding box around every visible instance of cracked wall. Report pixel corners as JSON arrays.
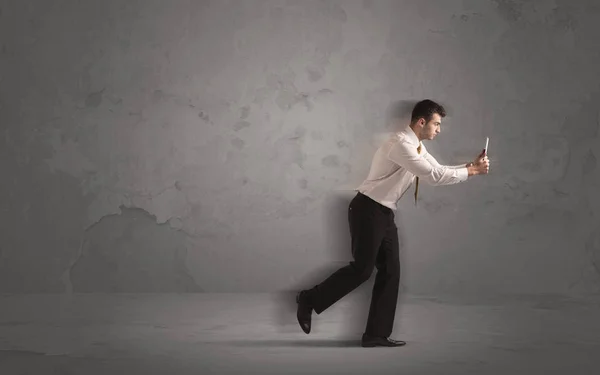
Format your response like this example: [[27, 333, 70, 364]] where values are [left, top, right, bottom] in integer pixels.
[[69, 206, 201, 293], [1, 0, 599, 295]]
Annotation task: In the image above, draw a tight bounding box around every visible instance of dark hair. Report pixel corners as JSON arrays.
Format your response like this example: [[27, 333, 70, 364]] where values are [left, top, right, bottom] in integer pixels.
[[410, 99, 446, 124]]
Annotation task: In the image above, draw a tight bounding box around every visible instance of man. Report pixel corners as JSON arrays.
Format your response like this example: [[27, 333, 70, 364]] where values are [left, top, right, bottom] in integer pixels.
[[296, 99, 490, 347]]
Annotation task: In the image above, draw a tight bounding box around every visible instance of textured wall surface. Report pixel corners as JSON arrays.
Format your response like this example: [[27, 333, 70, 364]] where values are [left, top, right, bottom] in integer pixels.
[[1, 0, 599, 295]]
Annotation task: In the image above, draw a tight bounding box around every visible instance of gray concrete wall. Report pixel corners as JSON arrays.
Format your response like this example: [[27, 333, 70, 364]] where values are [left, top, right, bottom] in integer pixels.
[[1, 0, 599, 295]]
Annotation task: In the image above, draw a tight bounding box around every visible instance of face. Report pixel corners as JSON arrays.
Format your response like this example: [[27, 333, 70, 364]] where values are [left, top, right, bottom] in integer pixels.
[[418, 113, 442, 140]]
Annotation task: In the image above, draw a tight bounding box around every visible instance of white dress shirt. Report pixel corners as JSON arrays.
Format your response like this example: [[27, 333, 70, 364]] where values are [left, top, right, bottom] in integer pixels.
[[356, 125, 470, 210]]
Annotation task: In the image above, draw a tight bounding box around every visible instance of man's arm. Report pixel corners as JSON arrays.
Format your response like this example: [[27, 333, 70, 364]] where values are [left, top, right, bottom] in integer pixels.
[[449, 163, 471, 169], [422, 152, 478, 176], [387, 141, 470, 186]]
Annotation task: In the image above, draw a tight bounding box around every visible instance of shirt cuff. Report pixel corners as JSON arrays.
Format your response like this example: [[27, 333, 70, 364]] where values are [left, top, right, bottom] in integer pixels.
[[456, 167, 469, 181]]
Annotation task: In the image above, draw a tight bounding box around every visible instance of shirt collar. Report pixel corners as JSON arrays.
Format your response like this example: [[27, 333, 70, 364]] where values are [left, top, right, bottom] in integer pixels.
[[399, 125, 421, 148]]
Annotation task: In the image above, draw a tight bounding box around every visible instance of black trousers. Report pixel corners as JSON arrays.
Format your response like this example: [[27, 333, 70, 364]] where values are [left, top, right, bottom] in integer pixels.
[[306, 192, 400, 337]]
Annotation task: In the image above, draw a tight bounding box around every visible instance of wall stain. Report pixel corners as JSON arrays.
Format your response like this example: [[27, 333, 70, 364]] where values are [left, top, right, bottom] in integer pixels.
[[492, 0, 523, 22], [234, 121, 251, 132], [85, 88, 105, 108], [322, 154, 340, 168]]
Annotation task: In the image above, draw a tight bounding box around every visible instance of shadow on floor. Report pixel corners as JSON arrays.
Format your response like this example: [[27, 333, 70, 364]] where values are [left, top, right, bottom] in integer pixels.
[[214, 339, 361, 348]]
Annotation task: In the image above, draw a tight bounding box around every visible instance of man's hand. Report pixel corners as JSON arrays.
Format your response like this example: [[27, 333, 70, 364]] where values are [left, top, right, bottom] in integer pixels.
[[467, 149, 490, 176], [473, 149, 489, 175]]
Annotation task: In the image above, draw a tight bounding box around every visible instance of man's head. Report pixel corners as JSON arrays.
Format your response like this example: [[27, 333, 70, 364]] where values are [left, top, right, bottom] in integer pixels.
[[409, 99, 446, 141]]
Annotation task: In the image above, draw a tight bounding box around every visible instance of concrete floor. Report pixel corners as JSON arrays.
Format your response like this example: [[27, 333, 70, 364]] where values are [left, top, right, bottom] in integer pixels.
[[1, 292, 599, 374]]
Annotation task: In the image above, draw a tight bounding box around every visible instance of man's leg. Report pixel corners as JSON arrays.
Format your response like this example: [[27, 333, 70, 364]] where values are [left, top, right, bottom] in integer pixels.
[[297, 193, 387, 333], [364, 218, 400, 338], [360, 217, 405, 347]]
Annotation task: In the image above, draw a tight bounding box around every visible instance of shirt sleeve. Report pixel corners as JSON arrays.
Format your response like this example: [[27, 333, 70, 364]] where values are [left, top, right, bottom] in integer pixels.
[[387, 140, 469, 186], [423, 153, 468, 170]]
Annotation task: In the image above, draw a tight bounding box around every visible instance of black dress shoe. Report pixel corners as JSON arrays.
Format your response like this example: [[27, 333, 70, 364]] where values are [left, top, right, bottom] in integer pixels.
[[361, 333, 406, 347], [296, 291, 313, 334]]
